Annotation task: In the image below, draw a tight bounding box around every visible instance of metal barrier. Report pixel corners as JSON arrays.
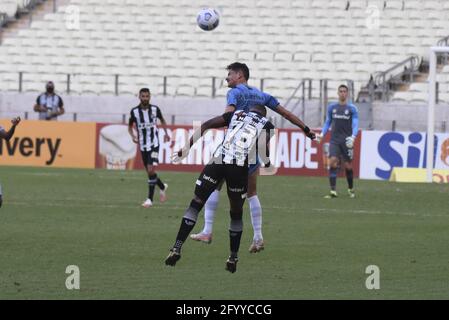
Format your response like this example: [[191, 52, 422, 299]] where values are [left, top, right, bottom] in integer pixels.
[[373, 55, 421, 102]]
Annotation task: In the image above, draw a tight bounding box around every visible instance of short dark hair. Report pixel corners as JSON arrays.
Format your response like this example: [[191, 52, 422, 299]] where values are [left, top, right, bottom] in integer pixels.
[[139, 88, 150, 95], [338, 84, 349, 91], [226, 62, 250, 80]]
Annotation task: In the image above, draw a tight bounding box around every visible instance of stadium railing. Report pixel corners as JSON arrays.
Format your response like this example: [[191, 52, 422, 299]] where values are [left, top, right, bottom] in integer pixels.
[[1, 71, 334, 100], [373, 55, 421, 102]]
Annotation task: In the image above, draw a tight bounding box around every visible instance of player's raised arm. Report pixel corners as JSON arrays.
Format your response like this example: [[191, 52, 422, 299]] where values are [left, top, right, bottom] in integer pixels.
[[172, 112, 232, 163], [0, 117, 21, 141], [274, 104, 316, 140]]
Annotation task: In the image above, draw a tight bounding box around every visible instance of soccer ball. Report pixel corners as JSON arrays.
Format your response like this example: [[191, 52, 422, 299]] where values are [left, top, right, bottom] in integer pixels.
[[196, 8, 220, 31]]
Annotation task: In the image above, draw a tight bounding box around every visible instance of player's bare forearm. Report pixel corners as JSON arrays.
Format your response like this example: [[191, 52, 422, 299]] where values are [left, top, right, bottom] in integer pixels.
[[276, 105, 315, 139], [0, 129, 13, 140], [276, 105, 307, 129], [1, 117, 20, 141], [188, 116, 226, 148]]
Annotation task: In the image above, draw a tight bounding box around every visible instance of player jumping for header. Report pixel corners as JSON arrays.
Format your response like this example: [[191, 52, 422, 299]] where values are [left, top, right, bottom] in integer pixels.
[[165, 105, 275, 273], [190, 62, 317, 253]]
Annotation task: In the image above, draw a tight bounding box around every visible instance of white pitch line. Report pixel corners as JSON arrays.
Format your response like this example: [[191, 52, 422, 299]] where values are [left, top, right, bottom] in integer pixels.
[[3, 201, 448, 218], [310, 207, 448, 218]]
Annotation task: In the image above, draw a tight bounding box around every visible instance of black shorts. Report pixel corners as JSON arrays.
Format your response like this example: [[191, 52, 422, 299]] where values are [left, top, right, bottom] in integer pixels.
[[141, 147, 160, 167], [194, 162, 248, 203], [329, 142, 353, 162]]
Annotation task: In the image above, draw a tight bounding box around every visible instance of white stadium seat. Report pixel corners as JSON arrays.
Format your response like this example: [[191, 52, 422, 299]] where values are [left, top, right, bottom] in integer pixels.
[[0, 0, 448, 102]]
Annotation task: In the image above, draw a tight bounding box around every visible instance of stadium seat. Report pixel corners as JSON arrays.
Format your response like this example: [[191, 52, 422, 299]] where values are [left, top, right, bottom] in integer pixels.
[[0, 0, 448, 103]]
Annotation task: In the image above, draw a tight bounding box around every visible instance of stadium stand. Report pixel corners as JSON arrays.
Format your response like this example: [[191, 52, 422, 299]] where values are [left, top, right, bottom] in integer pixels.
[[0, 0, 449, 129], [0, 1, 22, 19]]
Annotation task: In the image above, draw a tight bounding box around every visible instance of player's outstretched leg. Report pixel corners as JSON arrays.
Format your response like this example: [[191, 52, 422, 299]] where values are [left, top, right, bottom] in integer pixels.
[[190, 189, 220, 244], [165, 199, 203, 267]]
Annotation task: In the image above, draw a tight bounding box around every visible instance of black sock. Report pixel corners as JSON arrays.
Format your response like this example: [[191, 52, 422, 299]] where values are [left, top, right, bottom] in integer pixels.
[[156, 177, 165, 190], [346, 169, 354, 189], [173, 200, 203, 251], [329, 168, 338, 191], [148, 175, 157, 200], [229, 229, 243, 256], [173, 217, 196, 251]]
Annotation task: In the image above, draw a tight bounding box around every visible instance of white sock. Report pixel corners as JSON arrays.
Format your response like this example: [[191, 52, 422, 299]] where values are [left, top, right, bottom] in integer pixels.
[[202, 190, 220, 234], [248, 195, 263, 241]]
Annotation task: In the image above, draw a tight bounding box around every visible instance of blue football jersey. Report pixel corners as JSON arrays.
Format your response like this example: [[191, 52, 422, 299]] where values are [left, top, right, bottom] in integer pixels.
[[226, 84, 279, 112], [321, 103, 359, 144]]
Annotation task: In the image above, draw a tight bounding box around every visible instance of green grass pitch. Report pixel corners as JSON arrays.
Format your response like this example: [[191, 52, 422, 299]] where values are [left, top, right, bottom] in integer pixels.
[[0, 166, 448, 299]]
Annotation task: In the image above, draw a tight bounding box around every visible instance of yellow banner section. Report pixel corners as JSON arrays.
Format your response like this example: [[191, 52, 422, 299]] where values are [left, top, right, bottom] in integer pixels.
[[389, 168, 449, 183], [0, 120, 96, 168]]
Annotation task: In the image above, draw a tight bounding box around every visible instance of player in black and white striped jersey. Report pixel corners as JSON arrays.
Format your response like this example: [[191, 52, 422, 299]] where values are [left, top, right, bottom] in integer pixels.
[[128, 88, 170, 208]]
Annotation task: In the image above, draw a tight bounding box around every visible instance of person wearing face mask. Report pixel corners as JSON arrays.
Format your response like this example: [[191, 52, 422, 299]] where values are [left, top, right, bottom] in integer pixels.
[[34, 81, 65, 121]]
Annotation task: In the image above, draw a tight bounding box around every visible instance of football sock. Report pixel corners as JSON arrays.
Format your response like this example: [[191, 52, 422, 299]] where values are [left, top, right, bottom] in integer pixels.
[[156, 176, 165, 190], [248, 195, 263, 241], [173, 200, 203, 250], [346, 169, 354, 189], [229, 218, 243, 255], [148, 175, 157, 201], [203, 190, 220, 234], [329, 167, 338, 191]]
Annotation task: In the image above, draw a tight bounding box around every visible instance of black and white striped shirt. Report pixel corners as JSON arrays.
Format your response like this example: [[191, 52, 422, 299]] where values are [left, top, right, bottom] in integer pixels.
[[215, 111, 274, 166], [36, 93, 64, 121], [129, 104, 163, 151]]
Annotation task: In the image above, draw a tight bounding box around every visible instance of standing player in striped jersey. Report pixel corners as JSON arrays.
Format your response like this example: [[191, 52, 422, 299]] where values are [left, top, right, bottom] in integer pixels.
[[316, 84, 359, 198], [190, 62, 317, 253], [128, 88, 170, 208], [0, 116, 21, 208]]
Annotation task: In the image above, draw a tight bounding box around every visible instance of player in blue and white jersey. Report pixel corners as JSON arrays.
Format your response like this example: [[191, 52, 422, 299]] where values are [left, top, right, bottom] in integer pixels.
[[316, 84, 359, 198], [190, 62, 317, 253]]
